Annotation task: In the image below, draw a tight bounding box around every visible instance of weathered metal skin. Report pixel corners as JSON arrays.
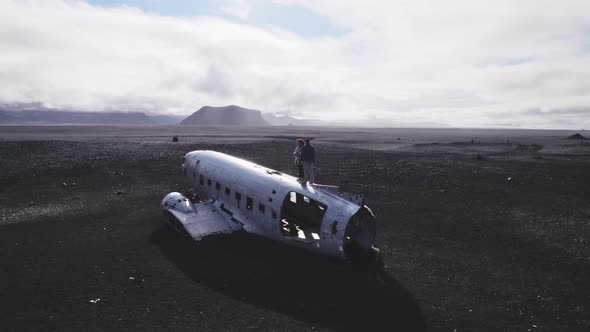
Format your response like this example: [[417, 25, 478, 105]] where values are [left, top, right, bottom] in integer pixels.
[[162, 150, 376, 260]]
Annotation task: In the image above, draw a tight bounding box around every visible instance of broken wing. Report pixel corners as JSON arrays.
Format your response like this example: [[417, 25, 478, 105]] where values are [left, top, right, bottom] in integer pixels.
[[162, 192, 242, 240]]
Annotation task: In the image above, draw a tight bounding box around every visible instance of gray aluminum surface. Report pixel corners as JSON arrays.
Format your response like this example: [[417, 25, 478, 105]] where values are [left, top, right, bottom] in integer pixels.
[[161, 150, 376, 260]]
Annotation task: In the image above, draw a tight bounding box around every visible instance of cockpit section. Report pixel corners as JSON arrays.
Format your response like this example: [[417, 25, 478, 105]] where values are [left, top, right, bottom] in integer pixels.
[[343, 206, 377, 261], [280, 191, 327, 241]]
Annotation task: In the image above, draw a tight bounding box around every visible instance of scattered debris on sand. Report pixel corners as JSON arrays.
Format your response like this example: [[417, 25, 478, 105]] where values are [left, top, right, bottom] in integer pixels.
[[185, 189, 200, 202], [115, 190, 124, 195], [172, 135, 179, 142], [129, 276, 144, 284], [566, 133, 587, 140]]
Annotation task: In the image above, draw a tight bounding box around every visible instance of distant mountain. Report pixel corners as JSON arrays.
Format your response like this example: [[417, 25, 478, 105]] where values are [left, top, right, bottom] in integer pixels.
[[0, 111, 19, 123], [180, 105, 269, 126], [0, 105, 184, 125], [0, 109, 152, 124], [566, 133, 587, 140]]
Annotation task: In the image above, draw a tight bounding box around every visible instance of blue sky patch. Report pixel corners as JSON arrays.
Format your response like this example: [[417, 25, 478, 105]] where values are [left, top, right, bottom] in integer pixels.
[[88, 0, 347, 38], [88, 0, 219, 17]]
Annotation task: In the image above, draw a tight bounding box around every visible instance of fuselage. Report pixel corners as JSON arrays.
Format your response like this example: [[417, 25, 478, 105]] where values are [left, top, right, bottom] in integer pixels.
[[182, 150, 376, 260]]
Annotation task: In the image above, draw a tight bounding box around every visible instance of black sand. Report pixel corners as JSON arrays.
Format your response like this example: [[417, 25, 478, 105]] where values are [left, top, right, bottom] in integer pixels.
[[0, 126, 589, 331]]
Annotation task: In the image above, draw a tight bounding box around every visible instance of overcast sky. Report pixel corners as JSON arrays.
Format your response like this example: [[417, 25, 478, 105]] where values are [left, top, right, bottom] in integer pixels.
[[1, 0, 589, 128]]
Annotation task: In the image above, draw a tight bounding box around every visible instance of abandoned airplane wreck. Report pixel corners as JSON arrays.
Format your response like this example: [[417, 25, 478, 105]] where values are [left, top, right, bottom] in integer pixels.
[[162, 150, 378, 261]]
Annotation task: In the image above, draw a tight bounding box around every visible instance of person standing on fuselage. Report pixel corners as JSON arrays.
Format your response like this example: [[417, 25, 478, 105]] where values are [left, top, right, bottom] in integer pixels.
[[300, 139, 315, 184], [293, 139, 305, 179]]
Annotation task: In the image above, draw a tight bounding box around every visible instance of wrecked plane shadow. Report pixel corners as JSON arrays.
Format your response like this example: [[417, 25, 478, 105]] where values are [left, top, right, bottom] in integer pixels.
[[149, 226, 427, 331]]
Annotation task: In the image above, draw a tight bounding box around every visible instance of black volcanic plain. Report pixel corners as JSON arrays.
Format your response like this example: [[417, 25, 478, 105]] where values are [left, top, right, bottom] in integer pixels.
[[0, 126, 589, 331]]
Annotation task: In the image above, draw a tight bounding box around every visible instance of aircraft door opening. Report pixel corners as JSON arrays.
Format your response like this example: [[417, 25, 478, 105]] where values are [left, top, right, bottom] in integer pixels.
[[280, 192, 327, 241]]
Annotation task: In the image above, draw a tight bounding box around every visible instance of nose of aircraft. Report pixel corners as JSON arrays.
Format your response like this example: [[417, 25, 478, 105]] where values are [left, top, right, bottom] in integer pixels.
[[343, 206, 377, 261]]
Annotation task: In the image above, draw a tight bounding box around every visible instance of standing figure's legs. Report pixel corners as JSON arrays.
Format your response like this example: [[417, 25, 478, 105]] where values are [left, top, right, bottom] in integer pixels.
[[302, 161, 310, 182], [303, 162, 315, 183], [297, 164, 304, 178]]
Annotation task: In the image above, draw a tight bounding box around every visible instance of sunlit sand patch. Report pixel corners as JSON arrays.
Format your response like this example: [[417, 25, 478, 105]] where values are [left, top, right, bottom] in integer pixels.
[[0, 204, 84, 225]]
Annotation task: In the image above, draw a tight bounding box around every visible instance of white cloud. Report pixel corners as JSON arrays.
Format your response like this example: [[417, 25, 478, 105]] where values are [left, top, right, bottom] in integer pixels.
[[0, 0, 589, 128]]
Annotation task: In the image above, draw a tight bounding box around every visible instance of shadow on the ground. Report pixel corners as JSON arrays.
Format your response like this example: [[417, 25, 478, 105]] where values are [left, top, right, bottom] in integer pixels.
[[149, 225, 426, 331]]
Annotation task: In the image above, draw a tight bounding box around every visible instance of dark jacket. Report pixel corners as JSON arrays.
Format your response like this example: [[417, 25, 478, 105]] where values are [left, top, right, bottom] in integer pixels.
[[300, 143, 315, 162]]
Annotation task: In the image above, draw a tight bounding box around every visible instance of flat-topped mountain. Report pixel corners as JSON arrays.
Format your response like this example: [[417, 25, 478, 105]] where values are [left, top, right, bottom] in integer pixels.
[[180, 105, 269, 126]]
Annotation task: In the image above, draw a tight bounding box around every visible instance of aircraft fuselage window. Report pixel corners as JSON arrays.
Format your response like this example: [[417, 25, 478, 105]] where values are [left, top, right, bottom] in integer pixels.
[[225, 187, 230, 196], [207, 179, 212, 187], [258, 203, 265, 213], [290, 192, 297, 203], [215, 182, 221, 190], [235, 192, 241, 207], [199, 175, 204, 185], [246, 197, 253, 210]]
